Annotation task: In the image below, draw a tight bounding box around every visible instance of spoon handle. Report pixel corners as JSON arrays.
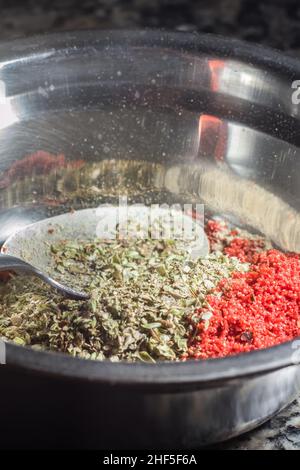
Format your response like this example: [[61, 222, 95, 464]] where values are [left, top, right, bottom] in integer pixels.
[[0, 253, 33, 272], [0, 254, 89, 301]]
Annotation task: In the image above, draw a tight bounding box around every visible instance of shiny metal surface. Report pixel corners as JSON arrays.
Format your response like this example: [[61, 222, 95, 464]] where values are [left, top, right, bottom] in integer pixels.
[[0, 30, 300, 448]]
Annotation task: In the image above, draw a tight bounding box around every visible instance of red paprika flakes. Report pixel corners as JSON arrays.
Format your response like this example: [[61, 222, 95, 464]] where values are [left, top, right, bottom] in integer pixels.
[[186, 249, 300, 360], [224, 237, 266, 264], [205, 219, 228, 252], [204, 218, 269, 260]]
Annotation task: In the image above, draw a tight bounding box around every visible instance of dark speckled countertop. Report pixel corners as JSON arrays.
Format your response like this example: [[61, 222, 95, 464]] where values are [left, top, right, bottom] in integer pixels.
[[0, 0, 300, 450], [1, 0, 300, 58]]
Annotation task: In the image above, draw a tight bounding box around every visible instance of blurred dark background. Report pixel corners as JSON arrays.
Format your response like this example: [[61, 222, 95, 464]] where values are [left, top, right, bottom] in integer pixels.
[[0, 0, 300, 57]]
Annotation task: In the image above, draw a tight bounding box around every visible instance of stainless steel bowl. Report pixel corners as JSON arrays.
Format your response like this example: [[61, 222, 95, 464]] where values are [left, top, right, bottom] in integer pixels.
[[0, 30, 300, 449]]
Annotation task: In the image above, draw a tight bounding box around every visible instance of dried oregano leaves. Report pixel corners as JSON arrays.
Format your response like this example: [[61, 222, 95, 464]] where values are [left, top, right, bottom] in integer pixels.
[[0, 238, 248, 362]]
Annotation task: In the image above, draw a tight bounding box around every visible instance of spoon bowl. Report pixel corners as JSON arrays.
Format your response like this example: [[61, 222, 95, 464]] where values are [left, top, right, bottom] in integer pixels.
[[0, 206, 209, 299]]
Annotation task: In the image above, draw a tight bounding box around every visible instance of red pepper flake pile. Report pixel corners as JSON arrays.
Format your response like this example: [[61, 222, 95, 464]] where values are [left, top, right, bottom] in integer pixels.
[[186, 222, 300, 359], [205, 219, 226, 251], [224, 237, 266, 264], [205, 219, 269, 259]]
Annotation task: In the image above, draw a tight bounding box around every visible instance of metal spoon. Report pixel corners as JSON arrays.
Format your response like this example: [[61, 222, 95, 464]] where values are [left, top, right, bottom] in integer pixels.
[[0, 254, 89, 300], [0, 206, 209, 300]]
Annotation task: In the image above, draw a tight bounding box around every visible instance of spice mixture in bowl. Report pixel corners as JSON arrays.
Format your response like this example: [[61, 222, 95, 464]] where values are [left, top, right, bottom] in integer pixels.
[[1, 30, 300, 448], [0, 204, 299, 362]]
